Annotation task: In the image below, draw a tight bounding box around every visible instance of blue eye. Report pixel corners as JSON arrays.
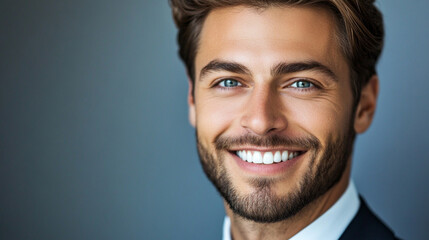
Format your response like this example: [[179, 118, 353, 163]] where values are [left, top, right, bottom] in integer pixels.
[[291, 80, 313, 88], [219, 79, 242, 88]]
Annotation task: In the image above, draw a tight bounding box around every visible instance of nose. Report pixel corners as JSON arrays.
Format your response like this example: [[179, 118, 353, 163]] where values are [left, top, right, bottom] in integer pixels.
[[240, 85, 287, 135]]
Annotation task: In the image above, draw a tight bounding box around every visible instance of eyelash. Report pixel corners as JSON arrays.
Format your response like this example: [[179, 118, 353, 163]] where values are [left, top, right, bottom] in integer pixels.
[[288, 79, 320, 92], [213, 78, 244, 90]]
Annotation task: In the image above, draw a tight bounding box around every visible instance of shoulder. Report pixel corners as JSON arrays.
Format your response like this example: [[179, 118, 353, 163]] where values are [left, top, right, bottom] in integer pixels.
[[340, 196, 400, 240]]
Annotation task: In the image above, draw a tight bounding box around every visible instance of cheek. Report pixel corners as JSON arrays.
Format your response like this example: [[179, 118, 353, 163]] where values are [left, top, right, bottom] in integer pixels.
[[195, 95, 244, 145], [285, 96, 352, 141]]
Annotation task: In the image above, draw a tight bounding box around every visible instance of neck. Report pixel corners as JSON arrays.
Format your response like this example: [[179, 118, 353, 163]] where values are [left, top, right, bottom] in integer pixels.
[[225, 162, 351, 240]]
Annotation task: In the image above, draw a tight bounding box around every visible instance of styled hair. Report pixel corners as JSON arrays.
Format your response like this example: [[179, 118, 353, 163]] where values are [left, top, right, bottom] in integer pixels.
[[170, 0, 384, 104]]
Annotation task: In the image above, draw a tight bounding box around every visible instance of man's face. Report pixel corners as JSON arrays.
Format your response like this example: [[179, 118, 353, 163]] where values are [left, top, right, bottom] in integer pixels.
[[190, 6, 356, 222]]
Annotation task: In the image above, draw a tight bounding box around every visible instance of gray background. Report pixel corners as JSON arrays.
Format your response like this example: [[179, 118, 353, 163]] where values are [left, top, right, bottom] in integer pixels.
[[1, 0, 428, 239]]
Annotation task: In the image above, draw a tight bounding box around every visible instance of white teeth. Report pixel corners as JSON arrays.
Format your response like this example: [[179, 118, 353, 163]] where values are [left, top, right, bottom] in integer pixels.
[[242, 151, 247, 161], [281, 151, 289, 161], [274, 151, 281, 163], [263, 152, 274, 164], [247, 151, 253, 163], [253, 151, 263, 164], [236, 150, 301, 164]]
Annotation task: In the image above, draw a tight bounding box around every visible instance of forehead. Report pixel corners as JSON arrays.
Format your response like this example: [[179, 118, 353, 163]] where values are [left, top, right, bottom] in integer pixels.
[[195, 5, 347, 78]]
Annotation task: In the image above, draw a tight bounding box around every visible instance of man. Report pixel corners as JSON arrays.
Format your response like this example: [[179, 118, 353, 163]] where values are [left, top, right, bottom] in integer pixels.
[[170, 0, 399, 239]]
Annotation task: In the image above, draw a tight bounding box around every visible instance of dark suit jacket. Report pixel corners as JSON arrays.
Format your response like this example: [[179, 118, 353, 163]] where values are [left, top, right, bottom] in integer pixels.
[[339, 197, 400, 240]]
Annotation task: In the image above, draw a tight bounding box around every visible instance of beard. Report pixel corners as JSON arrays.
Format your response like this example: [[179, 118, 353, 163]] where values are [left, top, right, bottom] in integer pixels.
[[196, 126, 355, 223]]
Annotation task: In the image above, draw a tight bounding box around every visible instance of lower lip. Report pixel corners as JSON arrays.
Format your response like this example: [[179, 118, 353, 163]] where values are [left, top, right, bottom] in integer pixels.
[[231, 152, 303, 176]]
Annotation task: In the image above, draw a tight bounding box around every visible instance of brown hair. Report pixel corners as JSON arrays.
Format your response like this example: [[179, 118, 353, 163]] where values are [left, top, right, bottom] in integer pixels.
[[170, 0, 384, 104]]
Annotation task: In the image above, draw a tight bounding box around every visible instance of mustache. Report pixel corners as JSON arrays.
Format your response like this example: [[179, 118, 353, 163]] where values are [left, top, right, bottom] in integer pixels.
[[214, 134, 321, 151]]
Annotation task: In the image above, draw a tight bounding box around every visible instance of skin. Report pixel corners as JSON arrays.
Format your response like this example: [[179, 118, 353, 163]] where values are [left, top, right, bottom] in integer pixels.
[[188, 5, 378, 240]]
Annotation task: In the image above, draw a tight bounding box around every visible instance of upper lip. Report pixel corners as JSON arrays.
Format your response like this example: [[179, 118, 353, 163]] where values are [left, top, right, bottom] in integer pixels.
[[228, 146, 307, 152]]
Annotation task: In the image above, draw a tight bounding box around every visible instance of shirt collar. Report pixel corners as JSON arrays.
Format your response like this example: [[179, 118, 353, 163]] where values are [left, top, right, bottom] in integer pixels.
[[222, 180, 360, 240]]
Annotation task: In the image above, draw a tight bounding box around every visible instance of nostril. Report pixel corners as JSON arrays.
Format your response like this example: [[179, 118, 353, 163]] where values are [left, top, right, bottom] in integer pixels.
[[241, 117, 287, 136]]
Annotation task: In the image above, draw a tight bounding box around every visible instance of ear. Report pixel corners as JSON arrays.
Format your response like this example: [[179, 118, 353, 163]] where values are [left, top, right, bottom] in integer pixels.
[[354, 75, 379, 133], [188, 78, 196, 127]]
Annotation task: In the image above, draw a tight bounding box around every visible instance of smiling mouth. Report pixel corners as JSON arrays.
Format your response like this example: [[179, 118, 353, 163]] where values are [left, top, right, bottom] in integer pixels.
[[233, 150, 305, 165]]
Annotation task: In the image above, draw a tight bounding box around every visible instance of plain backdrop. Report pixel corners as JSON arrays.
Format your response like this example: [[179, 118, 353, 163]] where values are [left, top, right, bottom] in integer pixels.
[[1, 0, 428, 239]]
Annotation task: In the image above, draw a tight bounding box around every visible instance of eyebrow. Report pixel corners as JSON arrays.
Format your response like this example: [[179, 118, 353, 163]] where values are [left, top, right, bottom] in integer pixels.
[[271, 61, 338, 82], [199, 60, 251, 80], [199, 59, 338, 82]]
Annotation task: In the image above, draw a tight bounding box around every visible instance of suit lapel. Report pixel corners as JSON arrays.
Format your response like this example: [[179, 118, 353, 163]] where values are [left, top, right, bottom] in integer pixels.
[[339, 197, 398, 240]]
